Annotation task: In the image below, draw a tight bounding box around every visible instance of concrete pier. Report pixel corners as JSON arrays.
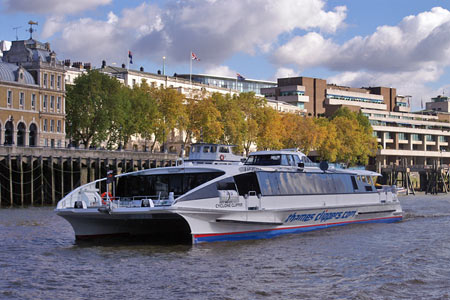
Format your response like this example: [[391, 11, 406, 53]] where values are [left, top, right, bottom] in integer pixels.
[[0, 146, 177, 207]]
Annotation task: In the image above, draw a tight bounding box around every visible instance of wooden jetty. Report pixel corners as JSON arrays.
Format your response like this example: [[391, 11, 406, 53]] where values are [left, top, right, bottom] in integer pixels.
[[0, 146, 177, 207]]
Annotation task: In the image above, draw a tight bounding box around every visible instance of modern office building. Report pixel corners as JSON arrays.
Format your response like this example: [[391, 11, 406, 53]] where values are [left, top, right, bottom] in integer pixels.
[[175, 73, 277, 95], [261, 76, 401, 116]]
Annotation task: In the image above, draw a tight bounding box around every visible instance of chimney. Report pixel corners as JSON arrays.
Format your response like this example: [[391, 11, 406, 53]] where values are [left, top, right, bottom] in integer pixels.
[[157, 70, 161, 75], [84, 63, 91, 70], [122, 63, 126, 68], [72, 62, 83, 69], [140, 66, 144, 72], [64, 59, 71, 67], [101, 60, 106, 68]]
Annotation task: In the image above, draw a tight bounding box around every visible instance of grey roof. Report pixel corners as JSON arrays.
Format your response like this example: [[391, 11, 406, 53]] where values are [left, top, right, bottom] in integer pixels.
[[0, 62, 36, 85]]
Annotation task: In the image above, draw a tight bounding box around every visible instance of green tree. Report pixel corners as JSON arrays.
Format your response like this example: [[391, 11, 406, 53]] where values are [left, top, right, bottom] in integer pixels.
[[151, 87, 186, 152], [66, 70, 122, 148], [238, 92, 265, 155], [213, 93, 246, 152]]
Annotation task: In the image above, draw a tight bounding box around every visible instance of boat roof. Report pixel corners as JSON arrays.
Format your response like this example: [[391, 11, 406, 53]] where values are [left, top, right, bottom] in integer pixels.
[[249, 150, 307, 156]]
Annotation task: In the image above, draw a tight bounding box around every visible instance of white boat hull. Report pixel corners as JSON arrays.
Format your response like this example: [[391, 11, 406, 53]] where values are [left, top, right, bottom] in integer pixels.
[[57, 201, 402, 244]]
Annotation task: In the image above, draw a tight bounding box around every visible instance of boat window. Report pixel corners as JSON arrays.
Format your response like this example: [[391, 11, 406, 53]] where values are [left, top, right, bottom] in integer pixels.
[[210, 146, 217, 153], [203, 146, 210, 153], [351, 176, 358, 190], [281, 155, 289, 166], [216, 177, 237, 190], [116, 171, 224, 199], [256, 172, 361, 196], [180, 176, 236, 201], [234, 172, 261, 196], [196, 145, 202, 153], [286, 155, 296, 166], [245, 155, 281, 165], [219, 146, 230, 153], [293, 155, 302, 165]]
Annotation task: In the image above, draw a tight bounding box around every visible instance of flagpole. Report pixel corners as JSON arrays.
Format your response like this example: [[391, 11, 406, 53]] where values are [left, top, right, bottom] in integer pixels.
[[190, 51, 192, 85]]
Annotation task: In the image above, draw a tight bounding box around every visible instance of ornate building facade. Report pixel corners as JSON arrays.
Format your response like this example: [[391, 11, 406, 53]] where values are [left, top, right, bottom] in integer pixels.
[[0, 39, 66, 147]]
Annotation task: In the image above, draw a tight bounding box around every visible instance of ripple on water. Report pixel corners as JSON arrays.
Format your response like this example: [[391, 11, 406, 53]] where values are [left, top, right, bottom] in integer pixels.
[[1, 196, 450, 299]]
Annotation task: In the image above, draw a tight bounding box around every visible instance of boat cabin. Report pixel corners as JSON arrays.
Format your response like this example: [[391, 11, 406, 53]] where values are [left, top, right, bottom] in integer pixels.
[[188, 143, 244, 164], [245, 150, 313, 167]]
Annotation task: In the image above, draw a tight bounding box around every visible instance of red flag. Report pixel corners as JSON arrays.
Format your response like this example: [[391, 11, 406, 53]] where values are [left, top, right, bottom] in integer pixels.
[[191, 52, 200, 61]]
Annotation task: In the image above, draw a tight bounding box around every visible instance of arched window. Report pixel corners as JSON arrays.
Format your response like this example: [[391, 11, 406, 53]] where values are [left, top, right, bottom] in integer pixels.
[[17, 122, 26, 146], [5, 121, 13, 145], [29, 123, 38, 146]]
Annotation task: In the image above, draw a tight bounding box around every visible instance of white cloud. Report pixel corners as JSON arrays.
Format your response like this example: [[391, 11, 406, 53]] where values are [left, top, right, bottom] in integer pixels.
[[204, 65, 236, 77], [3, 0, 111, 14], [273, 67, 299, 80], [274, 7, 450, 73], [272, 7, 450, 106], [40, 0, 346, 66]]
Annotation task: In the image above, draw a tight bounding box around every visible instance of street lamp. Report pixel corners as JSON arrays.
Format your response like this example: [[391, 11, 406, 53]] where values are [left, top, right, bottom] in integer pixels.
[[162, 56, 166, 75]]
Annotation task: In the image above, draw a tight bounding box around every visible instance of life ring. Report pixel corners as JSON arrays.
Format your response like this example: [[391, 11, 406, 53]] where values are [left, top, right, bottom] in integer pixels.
[[101, 192, 114, 205], [219, 154, 225, 161]]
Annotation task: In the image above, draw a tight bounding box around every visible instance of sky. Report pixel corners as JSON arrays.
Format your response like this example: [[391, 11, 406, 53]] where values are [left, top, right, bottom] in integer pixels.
[[1, 0, 450, 111]]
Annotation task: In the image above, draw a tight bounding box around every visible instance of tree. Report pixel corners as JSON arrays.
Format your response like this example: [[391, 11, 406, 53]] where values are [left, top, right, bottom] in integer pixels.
[[66, 70, 122, 148], [256, 106, 283, 150], [238, 92, 265, 155], [151, 87, 186, 152], [213, 93, 246, 152], [189, 96, 223, 143]]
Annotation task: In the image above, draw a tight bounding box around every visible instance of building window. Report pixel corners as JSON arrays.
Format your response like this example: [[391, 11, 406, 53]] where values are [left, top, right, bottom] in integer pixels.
[[43, 119, 48, 132], [57, 140, 61, 147], [57, 76, 61, 89], [425, 135, 434, 142], [44, 139, 48, 147], [412, 134, 420, 141], [7, 90, 12, 105], [50, 74, 55, 88], [43, 95, 48, 109], [50, 120, 55, 132], [132, 79, 136, 85], [439, 136, 446, 142], [398, 133, 407, 141], [57, 120, 61, 132], [19, 92, 25, 106], [57, 96, 61, 111], [43, 73, 48, 88], [50, 96, 55, 110], [31, 94, 36, 109]]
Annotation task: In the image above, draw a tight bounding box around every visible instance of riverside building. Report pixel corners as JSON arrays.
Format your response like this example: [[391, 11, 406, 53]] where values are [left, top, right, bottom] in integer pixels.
[[262, 76, 450, 167], [1, 38, 66, 147]]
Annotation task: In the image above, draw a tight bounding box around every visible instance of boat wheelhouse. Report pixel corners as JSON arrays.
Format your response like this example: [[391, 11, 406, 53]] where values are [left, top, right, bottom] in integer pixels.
[[56, 146, 402, 244]]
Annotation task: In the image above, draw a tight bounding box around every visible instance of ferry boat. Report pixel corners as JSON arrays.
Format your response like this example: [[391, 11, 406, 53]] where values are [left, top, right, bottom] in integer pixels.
[[55, 143, 402, 244]]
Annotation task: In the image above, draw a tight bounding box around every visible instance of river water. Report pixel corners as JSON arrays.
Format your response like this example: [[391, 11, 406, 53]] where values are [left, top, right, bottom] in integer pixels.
[[1, 194, 450, 300]]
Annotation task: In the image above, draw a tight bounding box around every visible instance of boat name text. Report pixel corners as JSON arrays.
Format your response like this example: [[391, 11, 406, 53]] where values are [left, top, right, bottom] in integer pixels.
[[285, 210, 357, 223]]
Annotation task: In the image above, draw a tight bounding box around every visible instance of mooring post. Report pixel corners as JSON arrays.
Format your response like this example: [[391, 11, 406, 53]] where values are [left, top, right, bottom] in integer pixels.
[[70, 157, 73, 191], [30, 156, 34, 206], [19, 155, 23, 207], [8, 155, 13, 207], [60, 157, 64, 199], [50, 156, 55, 205], [40, 156, 44, 205]]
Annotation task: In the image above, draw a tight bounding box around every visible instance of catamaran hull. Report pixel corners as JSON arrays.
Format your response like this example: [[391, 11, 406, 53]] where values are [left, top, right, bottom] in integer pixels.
[[57, 202, 402, 244]]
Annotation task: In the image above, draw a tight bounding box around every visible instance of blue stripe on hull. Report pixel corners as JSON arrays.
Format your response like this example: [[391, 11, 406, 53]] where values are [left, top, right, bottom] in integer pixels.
[[193, 216, 402, 244]]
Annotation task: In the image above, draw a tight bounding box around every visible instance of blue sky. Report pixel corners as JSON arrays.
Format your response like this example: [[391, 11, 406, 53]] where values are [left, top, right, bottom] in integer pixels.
[[1, 0, 450, 110]]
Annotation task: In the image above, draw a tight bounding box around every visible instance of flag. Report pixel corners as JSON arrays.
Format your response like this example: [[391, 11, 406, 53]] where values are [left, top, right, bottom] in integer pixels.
[[421, 98, 424, 110], [236, 73, 245, 81], [191, 52, 200, 61], [128, 50, 133, 64]]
